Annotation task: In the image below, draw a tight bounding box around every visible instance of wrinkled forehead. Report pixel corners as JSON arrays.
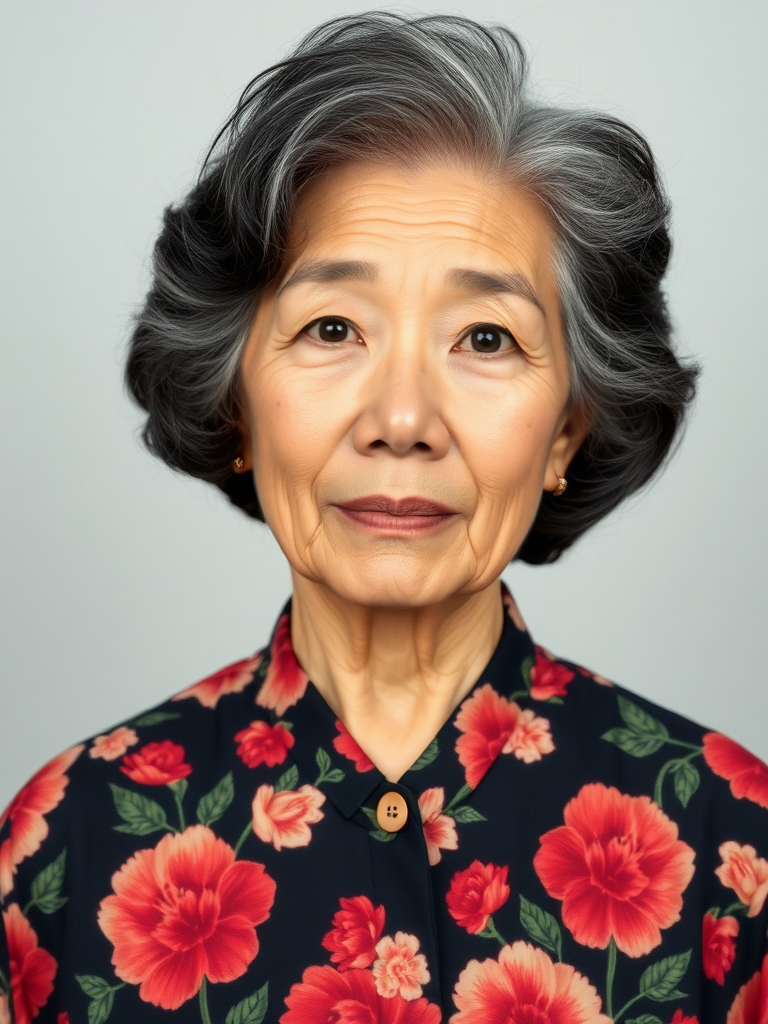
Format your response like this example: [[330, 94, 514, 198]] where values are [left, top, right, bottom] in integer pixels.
[[274, 158, 559, 308]]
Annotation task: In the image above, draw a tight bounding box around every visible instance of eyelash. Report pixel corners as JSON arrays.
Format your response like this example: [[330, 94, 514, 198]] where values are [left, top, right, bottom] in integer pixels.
[[299, 316, 518, 355]]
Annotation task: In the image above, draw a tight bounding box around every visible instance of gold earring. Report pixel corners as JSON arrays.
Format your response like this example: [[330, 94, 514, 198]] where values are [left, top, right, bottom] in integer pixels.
[[233, 456, 245, 472], [553, 477, 568, 496]]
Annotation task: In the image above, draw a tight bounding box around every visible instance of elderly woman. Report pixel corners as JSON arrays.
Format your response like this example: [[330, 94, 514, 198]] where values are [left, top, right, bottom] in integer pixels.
[[2, 12, 767, 1024]]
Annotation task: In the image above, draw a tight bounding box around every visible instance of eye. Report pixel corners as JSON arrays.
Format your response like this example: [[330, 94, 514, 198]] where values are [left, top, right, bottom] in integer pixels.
[[302, 317, 361, 345], [456, 323, 517, 354]]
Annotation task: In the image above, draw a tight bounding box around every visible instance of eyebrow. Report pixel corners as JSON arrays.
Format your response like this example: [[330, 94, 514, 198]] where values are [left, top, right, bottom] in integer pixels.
[[276, 258, 545, 315]]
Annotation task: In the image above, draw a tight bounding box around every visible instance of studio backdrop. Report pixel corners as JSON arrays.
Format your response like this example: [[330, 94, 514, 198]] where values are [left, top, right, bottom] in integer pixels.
[[1, 0, 766, 809]]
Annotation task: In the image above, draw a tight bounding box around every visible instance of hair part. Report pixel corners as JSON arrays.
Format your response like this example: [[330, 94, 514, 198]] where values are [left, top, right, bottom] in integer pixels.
[[125, 10, 699, 563]]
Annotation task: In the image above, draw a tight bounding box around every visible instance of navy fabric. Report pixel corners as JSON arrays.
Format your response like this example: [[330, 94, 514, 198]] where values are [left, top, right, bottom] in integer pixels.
[[1, 585, 766, 1023]]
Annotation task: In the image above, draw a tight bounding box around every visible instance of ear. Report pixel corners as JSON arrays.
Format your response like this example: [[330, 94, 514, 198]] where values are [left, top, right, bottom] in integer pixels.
[[543, 400, 591, 493]]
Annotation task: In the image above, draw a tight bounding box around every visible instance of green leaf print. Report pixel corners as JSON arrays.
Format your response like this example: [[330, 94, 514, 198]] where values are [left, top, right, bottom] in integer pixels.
[[75, 976, 124, 1024], [225, 982, 269, 1024], [168, 777, 188, 800], [638, 950, 691, 1001], [361, 805, 397, 842], [28, 849, 67, 914], [410, 739, 439, 771], [196, 773, 235, 826], [274, 764, 300, 793], [602, 728, 665, 758], [625, 1016, 663, 1024], [314, 748, 345, 785], [673, 761, 700, 808], [519, 895, 562, 960], [450, 805, 486, 823], [109, 783, 171, 835], [616, 696, 670, 739], [131, 711, 182, 727]]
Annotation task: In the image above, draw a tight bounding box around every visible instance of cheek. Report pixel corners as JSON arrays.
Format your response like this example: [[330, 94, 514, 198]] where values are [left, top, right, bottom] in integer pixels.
[[460, 396, 554, 503], [249, 370, 343, 510]]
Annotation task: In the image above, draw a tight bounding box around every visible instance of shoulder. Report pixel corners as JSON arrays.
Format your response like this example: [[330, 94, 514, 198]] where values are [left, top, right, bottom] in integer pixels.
[[0, 648, 271, 905], [526, 642, 768, 831]]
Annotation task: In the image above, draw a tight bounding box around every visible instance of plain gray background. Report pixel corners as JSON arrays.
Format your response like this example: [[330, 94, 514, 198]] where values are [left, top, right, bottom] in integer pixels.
[[2, 0, 766, 812]]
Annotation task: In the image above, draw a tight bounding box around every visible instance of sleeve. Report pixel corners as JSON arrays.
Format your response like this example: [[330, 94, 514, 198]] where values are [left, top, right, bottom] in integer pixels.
[[0, 745, 85, 1024], [0, 810, 17, 1024], [699, 730, 768, 1022]]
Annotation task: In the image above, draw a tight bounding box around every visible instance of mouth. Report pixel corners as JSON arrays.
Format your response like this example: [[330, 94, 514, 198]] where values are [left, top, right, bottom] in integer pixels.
[[333, 495, 458, 535], [338, 495, 455, 516]]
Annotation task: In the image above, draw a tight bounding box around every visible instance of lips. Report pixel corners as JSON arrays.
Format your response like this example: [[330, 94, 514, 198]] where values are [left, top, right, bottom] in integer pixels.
[[337, 495, 455, 516]]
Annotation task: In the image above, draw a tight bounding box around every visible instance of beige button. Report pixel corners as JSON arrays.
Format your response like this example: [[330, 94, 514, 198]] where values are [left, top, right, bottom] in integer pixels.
[[376, 791, 409, 832]]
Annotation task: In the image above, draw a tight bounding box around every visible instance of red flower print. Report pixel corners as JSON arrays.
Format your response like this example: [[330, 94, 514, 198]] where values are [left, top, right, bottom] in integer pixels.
[[3, 904, 57, 1024], [235, 720, 295, 768], [446, 860, 510, 934], [418, 788, 458, 867], [504, 709, 554, 763], [57, 1014, 70, 1024], [255, 615, 309, 716], [726, 954, 768, 1024], [321, 895, 385, 971], [702, 912, 738, 985], [450, 940, 610, 1024], [501, 587, 526, 631], [333, 720, 376, 772], [120, 740, 192, 786], [716, 841, 768, 917], [281, 964, 441, 1024], [0, 744, 83, 897], [89, 726, 138, 761], [703, 732, 768, 810], [529, 650, 575, 701], [533, 782, 695, 958], [454, 684, 519, 788], [251, 783, 325, 850], [373, 932, 430, 1000], [97, 824, 275, 1009], [173, 654, 261, 708], [670, 1013, 700, 1024]]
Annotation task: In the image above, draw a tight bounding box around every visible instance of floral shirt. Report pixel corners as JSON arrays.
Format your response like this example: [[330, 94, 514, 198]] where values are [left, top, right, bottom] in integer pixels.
[[2, 585, 767, 1024]]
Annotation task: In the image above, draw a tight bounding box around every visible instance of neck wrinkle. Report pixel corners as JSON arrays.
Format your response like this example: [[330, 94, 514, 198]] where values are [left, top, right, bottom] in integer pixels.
[[288, 573, 504, 732]]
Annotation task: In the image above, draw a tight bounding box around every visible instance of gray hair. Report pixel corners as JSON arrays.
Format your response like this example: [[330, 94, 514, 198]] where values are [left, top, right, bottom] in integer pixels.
[[125, 11, 699, 563]]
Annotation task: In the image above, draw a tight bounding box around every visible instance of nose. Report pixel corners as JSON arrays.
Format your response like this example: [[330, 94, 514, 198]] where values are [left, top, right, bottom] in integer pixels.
[[351, 347, 452, 459]]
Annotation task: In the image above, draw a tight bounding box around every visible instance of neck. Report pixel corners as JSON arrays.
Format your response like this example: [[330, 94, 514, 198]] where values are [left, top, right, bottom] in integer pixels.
[[289, 573, 504, 781]]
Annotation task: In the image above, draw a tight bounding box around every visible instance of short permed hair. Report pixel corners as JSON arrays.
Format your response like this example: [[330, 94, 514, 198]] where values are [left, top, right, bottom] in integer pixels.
[[125, 10, 699, 564]]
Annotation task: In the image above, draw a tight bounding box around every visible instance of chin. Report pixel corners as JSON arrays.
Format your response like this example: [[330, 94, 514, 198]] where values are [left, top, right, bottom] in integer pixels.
[[314, 554, 477, 609]]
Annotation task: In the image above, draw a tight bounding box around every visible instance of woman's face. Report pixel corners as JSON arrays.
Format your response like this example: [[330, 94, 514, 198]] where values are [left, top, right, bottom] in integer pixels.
[[240, 159, 587, 607]]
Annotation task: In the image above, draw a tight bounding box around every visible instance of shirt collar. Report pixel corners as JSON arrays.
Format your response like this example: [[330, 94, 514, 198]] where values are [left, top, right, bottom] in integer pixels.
[[253, 582, 538, 821]]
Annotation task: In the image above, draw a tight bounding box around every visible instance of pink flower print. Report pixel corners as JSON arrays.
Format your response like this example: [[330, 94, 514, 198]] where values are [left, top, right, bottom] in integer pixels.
[[173, 654, 261, 708], [251, 784, 325, 850], [503, 709, 554, 763], [716, 841, 768, 917], [373, 932, 430, 1000], [89, 727, 139, 761], [418, 788, 458, 866]]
